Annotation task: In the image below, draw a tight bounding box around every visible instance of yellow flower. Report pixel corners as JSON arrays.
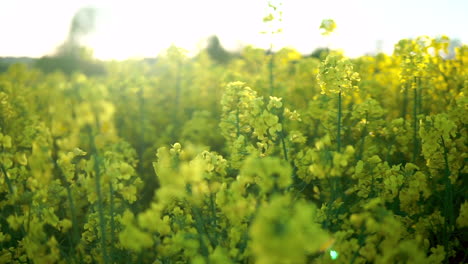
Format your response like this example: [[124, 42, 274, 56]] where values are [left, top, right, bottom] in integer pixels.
[[320, 19, 336, 35], [267, 96, 283, 110], [0, 134, 12, 148], [58, 219, 72, 233], [0, 232, 10, 243], [73, 147, 87, 156], [250, 195, 329, 264], [241, 156, 292, 194], [284, 108, 301, 121], [7, 215, 24, 231], [119, 210, 154, 252], [120, 184, 138, 203], [456, 201, 468, 228]]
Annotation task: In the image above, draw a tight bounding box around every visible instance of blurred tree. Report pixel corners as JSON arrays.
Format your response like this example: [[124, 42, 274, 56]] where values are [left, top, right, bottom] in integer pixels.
[[35, 7, 105, 76], [205, 35, 232, 64], [0, 62, 7, 72], [0, 57, 36, 73], [309, 47, 330, 60]]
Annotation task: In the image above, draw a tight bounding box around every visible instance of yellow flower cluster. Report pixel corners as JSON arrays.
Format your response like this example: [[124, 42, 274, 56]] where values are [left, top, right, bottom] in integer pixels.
[[396, 38, 429, 88], [220, 82, 301, 165], [317, 54, 360, 96]]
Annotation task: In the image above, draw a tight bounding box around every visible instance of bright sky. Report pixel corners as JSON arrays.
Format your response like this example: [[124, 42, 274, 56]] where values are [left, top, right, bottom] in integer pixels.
[[1, 0, 467, 60]]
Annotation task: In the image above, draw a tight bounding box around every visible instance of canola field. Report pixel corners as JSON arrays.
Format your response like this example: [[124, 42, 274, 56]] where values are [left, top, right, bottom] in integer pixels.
[[0, 37, 467, 263]]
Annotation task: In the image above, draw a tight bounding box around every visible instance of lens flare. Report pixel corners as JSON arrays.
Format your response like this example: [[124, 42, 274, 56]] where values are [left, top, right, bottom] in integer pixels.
[[330, 250, 339, 260]]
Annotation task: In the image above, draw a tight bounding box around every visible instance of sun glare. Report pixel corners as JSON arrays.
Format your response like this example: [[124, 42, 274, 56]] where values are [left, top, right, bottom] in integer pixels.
[[1, 0, 466, 59]]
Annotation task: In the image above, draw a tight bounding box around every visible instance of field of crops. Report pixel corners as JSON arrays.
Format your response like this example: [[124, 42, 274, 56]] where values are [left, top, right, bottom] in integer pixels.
[[0, 36, 467, 263]]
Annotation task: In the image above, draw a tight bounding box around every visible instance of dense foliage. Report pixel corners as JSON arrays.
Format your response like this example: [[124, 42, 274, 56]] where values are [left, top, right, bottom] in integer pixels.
[[0, 36, 467, 263]]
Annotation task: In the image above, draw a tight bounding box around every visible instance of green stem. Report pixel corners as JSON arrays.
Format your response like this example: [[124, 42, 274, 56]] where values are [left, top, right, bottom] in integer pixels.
[[0, 144, 14, 196], [0, 162, 14, 194], [350, 225, 366, 264], [357, 113, 368, 161], [280, 133, 288, 162], [65, 185, 81, 263], [417, 77, 423, 116], [402, 83, 409, 125], [236, 106, 240, 138], [87, 127, 109, 264], [441, 136, 454, 263], [337, 91, 342, 153], [137, 86, 145, 175], [412, 82, 418, 163], [277, 107, 288, 162], [191, 205, 210, 258], [172, 61, 182, 141], [385, 135, 397, 164], [269, 51, 275, 95], [209, 193, 219, 244], [109, 182, 116, 264], [51, 139, 80, 255], [209, 192, 217, 226]]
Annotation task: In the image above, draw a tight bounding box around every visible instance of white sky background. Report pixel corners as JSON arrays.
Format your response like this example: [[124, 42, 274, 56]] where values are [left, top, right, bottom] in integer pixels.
[[1, 0, 467, 60]]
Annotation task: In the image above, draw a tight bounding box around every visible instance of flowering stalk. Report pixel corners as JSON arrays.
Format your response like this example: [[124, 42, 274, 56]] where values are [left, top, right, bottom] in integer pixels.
[[317, 54, 360, 153], [317, 54, 359, 212], [261, 1, 283, 95]]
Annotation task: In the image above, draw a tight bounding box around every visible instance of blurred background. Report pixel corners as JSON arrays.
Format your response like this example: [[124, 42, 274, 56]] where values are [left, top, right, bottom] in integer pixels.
[[1, 0, 466, 66]]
